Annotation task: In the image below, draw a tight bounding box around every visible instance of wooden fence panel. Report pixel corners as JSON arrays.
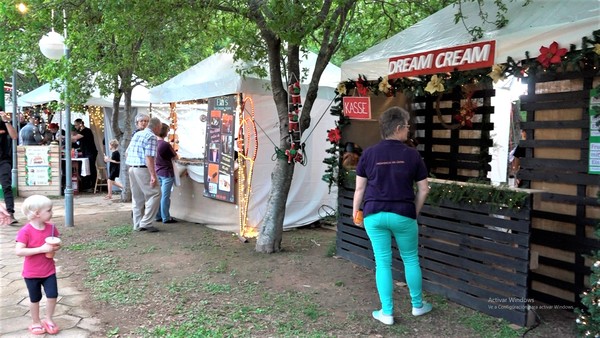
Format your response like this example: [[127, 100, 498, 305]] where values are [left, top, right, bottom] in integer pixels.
[[519, 71, 600, 307], [337, 186, 534, 326]]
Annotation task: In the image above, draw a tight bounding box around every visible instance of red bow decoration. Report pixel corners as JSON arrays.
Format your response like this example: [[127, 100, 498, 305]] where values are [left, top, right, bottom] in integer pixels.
[[355, 75, 369, 97], [453, 91, 476, 128], [537, 41, 567, 68]]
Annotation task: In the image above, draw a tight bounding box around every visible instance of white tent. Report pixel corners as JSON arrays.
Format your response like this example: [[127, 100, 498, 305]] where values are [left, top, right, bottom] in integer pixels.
[[149, 50, 339, 231], [341, 0, 600, 80], [19, 82, 153, 108]]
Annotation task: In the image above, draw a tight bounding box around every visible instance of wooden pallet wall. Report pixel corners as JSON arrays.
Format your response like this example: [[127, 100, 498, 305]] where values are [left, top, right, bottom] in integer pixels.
[[518, 70, 600, 307], [411, 86, 495, 182], [337, 184, 535, 326]]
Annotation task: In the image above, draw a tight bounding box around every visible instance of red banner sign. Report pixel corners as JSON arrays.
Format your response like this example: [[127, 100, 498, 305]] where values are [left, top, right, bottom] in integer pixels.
[[388, 40, 496, 79], [343, 97, 371, 120]]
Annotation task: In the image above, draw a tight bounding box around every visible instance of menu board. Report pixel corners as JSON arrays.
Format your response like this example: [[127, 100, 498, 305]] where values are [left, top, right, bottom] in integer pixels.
[[25, 146, 51, 185], [204, 95, 236, 202], [589, 87, 600, 175]]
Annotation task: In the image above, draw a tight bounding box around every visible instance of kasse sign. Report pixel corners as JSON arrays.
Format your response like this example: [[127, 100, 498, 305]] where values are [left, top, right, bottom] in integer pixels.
[[388, 40, 495, 78]]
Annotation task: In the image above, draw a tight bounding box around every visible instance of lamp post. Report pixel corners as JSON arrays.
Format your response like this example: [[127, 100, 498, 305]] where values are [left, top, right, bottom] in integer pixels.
[[11, 3, 29, 209], [39, 12, 73, 227], [11, 70, 18, 193]]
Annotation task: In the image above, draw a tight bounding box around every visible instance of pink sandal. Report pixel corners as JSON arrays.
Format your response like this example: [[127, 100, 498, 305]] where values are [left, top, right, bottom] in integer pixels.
[[41, 320, 60, 335], [28, 323, 46, 335]]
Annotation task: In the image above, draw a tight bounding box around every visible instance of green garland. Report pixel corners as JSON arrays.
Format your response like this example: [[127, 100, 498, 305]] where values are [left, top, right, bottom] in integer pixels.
[[426, 180, 529, 211]]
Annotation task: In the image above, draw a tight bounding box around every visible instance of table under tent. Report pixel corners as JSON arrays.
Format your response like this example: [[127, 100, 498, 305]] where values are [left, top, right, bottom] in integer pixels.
[[331, 0, 600, 327]]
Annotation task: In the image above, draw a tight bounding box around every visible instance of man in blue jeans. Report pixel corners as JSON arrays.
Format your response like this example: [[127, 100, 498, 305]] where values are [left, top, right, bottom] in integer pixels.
[[154, 123, 178, 224]]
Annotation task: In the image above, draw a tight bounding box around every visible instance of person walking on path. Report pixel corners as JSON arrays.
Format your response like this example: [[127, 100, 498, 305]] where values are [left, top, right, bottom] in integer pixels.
[[154, 123, 178, 224], [0, 109, 18, 224], [352, 106, 432, 326], [103, 139, 124, 199], [126, 117, 161, 232], [15, 195, 62, 335]]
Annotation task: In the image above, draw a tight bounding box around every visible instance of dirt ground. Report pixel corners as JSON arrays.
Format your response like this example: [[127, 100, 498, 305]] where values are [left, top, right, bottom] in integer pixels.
[[58, 205, 578, 337]]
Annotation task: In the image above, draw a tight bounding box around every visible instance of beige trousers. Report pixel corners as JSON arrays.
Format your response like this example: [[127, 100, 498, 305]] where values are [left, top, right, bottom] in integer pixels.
[[128, 167, 160, 230]]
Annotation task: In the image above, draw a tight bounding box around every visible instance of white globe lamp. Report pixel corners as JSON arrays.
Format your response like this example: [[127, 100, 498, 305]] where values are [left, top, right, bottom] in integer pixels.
[[39, 30, 66, 60]]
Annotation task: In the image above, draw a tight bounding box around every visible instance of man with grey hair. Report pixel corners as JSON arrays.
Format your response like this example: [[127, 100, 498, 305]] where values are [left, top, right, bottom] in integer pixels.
[[126, 117, 162, 232]]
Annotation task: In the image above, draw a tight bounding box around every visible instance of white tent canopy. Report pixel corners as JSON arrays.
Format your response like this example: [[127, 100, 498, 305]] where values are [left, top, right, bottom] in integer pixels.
[[150, 50, 340, 103], [149, 49, 339, 230], [341, 0, 600, 80], [19, 81, 153, 108]]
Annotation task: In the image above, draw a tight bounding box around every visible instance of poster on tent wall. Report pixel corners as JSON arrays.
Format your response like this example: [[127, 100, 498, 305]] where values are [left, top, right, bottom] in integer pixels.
[[589, 87, 600, 175], [204, 95, 236, 203]]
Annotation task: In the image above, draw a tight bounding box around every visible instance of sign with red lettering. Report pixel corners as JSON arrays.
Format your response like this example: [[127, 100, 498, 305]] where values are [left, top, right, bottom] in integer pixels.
[[343, 96, 371, 120], [388, 40, 496, 79]]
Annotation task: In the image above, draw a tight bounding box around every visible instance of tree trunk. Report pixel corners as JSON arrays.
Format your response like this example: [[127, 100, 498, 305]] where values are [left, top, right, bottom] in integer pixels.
[[255, 159, 294, 253]]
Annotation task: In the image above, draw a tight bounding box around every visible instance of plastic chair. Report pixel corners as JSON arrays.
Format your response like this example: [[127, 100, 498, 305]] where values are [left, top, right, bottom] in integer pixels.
[[94, 166, 109, 194]]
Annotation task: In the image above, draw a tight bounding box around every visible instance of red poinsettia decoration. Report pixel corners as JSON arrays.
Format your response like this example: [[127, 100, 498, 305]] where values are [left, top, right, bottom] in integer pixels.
[[327, 127, 342, 144], [537, 41, 567, 68]]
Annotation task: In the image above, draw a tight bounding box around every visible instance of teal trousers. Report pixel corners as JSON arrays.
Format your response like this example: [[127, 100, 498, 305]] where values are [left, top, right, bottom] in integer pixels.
[[364, 211, 423, 315]]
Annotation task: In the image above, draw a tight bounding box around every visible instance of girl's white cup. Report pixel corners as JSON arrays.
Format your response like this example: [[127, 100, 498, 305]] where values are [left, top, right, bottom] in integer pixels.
[[45, 237, 61, 258]]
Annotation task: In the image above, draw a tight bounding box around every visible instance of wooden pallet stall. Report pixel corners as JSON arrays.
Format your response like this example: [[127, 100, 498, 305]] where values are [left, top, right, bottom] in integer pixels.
[[331, 0, 600, 328], [518, 70, 600, 308]]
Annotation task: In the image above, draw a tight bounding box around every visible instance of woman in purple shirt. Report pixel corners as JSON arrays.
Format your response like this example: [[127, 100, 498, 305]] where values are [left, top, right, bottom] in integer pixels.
[[353, 106, 431, 325]]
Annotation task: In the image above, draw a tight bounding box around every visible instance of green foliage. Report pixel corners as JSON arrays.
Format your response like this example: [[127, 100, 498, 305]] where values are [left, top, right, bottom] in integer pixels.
[[85, 255, 151, 305], [427, 180, 529, 210], [330, 0, 447, 65], [454, 0, 532, 41]]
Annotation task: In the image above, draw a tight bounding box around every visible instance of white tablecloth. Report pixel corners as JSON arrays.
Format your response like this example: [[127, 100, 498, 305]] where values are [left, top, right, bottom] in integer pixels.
[[64, 158, 90, 176]]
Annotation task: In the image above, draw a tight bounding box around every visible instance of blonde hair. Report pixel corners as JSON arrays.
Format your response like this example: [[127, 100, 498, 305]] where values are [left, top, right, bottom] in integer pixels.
[[109, 139, 119, 150], [21, 195, 53, 220]]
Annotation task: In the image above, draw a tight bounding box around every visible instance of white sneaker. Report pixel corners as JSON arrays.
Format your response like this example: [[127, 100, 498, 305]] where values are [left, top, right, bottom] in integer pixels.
[[412, 301, 432, 316], [372, 310, 394, 325]]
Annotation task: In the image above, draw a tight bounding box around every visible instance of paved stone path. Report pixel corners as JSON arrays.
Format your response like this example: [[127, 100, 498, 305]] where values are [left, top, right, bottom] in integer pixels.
[[0, 193, 131, 337]]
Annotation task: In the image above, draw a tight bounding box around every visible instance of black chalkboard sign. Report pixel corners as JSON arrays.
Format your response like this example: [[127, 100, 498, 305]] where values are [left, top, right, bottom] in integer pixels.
[[204, 95, 236, 203]]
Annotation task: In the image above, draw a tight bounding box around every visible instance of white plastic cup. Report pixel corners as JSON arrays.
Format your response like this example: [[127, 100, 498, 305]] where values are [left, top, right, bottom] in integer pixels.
[[45, 236, 61, 258]]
